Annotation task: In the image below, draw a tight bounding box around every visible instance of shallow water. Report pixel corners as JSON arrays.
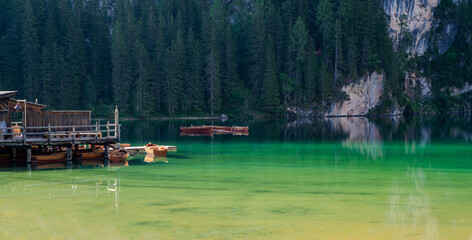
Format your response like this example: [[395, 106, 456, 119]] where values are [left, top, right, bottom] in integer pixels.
[[1, 116, 472, 239]]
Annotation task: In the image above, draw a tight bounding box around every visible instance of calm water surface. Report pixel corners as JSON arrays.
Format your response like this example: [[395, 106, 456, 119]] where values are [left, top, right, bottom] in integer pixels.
[[1, 116, 472, 239]]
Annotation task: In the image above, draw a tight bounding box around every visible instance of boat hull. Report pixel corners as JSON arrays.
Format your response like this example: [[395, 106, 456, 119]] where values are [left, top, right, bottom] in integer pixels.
[[75, 151, 105, 160], [180, 126, 213, 134], [144, 144, 168, 157], [109, 150, 129, 162], [32, 153, 67, 165]]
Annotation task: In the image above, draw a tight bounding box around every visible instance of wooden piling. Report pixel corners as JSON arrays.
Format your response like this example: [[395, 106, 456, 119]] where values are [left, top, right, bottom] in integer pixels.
[[26, 148, 31, 164], [104, 144, 109, 160], [67, 146, 72, 163], [11, 147, 16, 167], [104, 144, 110, 166]]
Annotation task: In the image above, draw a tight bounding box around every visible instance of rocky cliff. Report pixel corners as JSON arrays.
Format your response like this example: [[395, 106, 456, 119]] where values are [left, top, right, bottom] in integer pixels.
[[325, 72, 386, 117], [383, 0, 459, 55]]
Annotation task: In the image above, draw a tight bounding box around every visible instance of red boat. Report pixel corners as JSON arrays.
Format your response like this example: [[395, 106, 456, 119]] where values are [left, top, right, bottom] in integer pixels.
[[207, 126, 232, 134], [180, 126, 213, 134], [180, 125, 249, 136]]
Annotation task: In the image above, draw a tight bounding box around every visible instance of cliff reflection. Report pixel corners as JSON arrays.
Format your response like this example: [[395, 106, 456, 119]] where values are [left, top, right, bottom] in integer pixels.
[[327, 117, 384, 159], [285, 114, 472, 159]]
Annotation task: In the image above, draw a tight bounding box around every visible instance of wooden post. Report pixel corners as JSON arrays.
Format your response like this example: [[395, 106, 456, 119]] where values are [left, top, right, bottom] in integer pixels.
[[107, 121, 110, 137], [104, 143, 110, 166], [67, 146, 72, 165], [114, 106, 119, 139], [72, 126, 76, 144], [22, 127, 26, 145], [11, 147, 16, 167], [48, 124, 51, 145], [26, 147, 31, 165], [95, 122, 99, 142]]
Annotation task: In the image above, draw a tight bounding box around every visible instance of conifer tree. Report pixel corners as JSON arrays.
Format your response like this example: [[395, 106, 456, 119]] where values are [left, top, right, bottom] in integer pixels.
[[248, 0, 267, 98], [186, 28, 204, 113], [20, 0, 40, 100], [112, 22, 132, 113], [135, 40, 153, 115], [317, 0, 335, 63], [290, 17, 309, 105], [166, 30, 186, 115], [261, 37, 280, 113]]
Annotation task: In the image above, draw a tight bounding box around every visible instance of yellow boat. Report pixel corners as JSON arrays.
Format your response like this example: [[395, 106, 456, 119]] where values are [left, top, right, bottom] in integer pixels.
[[144, 143, 168, 157]]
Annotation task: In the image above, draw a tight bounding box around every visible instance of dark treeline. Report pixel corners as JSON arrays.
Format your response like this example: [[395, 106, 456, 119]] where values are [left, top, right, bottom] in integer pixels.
[[0, 0, 398, 116]]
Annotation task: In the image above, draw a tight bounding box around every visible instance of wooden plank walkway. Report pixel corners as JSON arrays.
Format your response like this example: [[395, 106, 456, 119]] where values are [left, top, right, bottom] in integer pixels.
[[0, 123, 120, 146]]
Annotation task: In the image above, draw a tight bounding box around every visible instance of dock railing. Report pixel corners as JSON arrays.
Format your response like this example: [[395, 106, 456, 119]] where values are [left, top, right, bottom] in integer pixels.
[[0, 123, 121, 145]]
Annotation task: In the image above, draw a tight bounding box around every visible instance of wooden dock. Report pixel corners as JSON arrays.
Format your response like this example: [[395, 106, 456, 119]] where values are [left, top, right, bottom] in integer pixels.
[[0, 104, 122, 167], [124, 145, 177, 155]]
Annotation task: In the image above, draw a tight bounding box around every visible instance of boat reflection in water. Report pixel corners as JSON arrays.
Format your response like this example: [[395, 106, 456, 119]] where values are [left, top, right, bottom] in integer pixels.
[[180, 132, 249, 137], [180, 125, 249, 137], [144, 154, 168, 163]]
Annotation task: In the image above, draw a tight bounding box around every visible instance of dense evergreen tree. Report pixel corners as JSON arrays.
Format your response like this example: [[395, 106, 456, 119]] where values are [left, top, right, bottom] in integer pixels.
[[261, 37, 280, 113], [1, 0, 458, 116]]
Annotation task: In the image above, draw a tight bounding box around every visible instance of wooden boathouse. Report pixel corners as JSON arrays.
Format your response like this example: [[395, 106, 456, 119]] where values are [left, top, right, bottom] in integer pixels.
[[0, 91, 121, 168]]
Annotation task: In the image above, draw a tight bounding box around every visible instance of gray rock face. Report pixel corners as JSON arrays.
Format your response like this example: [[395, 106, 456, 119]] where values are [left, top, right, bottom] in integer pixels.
[[383, 0, 459, 55], [404, 72, 432, 98], [326, 72, 386, 117]]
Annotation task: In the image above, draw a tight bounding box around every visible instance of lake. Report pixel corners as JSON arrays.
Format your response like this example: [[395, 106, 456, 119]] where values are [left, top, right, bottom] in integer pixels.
[[1, 115, 471, 239]]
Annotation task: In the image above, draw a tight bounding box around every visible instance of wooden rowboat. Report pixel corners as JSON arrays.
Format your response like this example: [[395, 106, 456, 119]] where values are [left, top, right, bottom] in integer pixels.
[[180, 126, 213, 134], [32, 152, 67, 165], [144, 143, 168, 157], [75, 150, 105, 160], [109, 149, 129, 162]]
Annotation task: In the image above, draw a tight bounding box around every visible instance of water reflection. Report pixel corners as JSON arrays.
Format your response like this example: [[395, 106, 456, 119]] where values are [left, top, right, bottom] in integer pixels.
[[282, 115, 472, 159], [286, 115, 471, 143], [327, 117, 384, 160], [144, 154, 168, 163], [387, 167, 439, 239]]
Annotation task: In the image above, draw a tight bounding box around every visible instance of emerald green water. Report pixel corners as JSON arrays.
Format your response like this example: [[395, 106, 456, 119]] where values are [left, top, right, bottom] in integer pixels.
[[1, 117, 472, 239]]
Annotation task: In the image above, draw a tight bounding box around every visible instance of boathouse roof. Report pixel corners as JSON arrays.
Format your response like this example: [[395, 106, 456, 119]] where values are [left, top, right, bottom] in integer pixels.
[[0, 91, 18, 99]]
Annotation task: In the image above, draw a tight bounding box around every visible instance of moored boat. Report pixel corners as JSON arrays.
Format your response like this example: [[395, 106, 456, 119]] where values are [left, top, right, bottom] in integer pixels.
[[208, 126, 232, 133], [144, 143, 168, 157], [75, 150, 105, 160], [180, 126, 213, 134], [109, 149, 129, 162], [32, 152, 67, 165]]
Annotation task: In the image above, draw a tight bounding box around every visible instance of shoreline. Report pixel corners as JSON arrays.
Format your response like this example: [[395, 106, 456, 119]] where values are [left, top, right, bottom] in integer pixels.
[[116, 116, 221, 121], [91, 111, 471, 121]]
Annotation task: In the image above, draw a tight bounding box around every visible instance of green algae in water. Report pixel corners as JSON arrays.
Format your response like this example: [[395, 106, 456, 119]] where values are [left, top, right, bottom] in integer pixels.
[[1, 117, 472, 239]]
